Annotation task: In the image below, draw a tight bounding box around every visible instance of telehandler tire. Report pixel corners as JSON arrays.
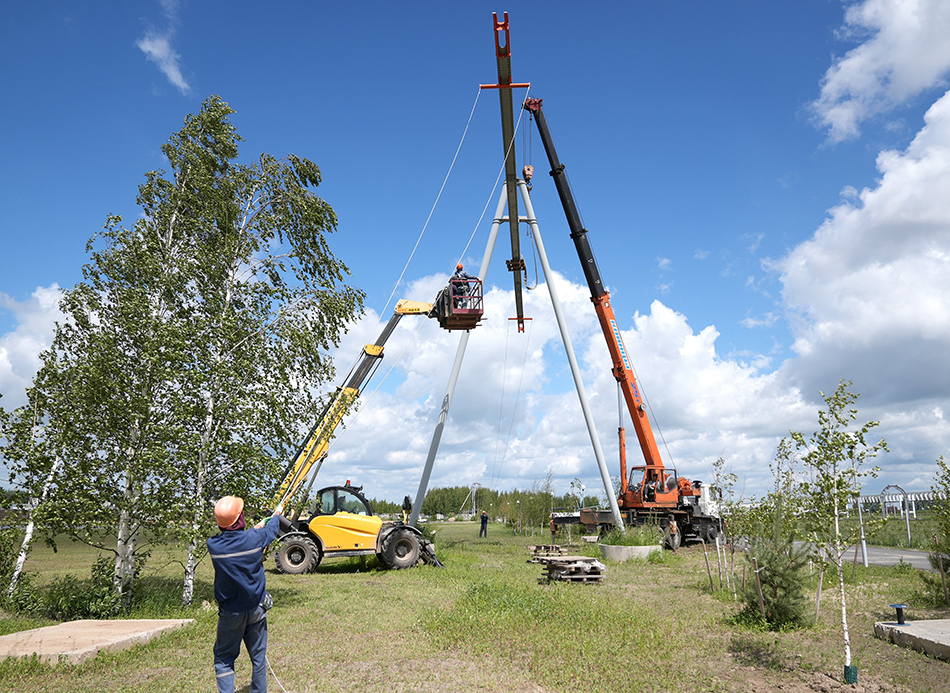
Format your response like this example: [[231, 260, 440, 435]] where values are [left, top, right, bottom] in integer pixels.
[[275, 536, 318, 574], [381, 528, 421, 569]]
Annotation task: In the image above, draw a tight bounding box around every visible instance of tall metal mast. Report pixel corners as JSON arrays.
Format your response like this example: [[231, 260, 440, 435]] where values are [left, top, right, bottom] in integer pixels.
[[480, 12, 530, 332]]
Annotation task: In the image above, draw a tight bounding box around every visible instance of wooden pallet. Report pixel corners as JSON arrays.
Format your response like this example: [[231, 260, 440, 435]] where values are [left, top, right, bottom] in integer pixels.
[[527, 544, 569, 562], [535, 555, 606, 584]]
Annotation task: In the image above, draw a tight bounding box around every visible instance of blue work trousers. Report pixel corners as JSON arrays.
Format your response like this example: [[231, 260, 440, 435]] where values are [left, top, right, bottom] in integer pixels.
[[214, 605, 268, 693]]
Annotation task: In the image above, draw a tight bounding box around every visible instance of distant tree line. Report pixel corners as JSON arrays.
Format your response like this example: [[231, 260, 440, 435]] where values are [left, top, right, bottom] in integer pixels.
[[420, 479, 602, 532]]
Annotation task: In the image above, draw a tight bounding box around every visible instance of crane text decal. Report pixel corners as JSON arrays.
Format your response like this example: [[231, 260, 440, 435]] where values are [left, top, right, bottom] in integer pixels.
[[611, 319, 643, 405], [610, 320, 631, 372]]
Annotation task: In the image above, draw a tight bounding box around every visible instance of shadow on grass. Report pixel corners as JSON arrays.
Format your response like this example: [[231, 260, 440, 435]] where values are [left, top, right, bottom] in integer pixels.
[[729, 634, 790, 671], [265, 555, 389, 577], [138, 574, 309, 614], [264, 584, 311, 609]]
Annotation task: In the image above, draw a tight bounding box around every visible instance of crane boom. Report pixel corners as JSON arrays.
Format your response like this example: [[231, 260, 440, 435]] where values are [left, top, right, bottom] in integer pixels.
[[523, 98, 664, 494], [525, 96, 721, 544]]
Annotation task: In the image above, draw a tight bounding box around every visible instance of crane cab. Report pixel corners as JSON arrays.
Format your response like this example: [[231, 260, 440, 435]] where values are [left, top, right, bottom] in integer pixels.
[[623, 465, 680, 508], [429, 277, 484, 331]]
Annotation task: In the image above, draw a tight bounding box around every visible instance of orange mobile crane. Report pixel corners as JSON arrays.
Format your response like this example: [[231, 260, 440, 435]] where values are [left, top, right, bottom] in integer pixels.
[[524, 98, 721, 547]]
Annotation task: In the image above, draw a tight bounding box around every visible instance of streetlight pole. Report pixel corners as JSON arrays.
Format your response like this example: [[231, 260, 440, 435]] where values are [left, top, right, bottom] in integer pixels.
[[852, 450, 868, 568]]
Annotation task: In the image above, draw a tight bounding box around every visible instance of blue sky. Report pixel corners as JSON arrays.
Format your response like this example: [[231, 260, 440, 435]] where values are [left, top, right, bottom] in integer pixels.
[[2, 1, 950, 504]]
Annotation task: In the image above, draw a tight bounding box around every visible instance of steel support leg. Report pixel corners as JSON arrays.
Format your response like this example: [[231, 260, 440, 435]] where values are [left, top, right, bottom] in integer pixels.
[[410, 189, 506, 526], [517, 179, 624, 530]]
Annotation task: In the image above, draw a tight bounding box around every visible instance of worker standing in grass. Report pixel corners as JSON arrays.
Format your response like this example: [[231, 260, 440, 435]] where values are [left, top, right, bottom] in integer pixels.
[[479, 510, 489, 538], [208, 496, 284, 693]]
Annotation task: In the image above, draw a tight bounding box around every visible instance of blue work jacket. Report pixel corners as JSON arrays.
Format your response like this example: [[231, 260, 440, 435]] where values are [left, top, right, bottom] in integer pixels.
[[207, 517, 280, 613]]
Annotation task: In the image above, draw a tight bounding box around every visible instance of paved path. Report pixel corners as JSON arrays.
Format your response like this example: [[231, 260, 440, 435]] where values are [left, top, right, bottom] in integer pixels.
[[0, 618, 194, 664], [843, 544, 934, 571], [793, 542, 935, 571]]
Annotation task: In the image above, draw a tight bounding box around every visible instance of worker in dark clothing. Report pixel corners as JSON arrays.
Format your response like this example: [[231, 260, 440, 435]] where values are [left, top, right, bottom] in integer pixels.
[[479, 510, 489, 538], [207, 496, 284, 693], [452, 263, 477, 308]]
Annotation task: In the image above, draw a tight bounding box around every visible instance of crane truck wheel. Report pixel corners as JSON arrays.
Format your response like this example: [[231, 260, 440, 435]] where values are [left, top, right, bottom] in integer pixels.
[[381, 528, 421, 569], [275, 536, 318, 574]]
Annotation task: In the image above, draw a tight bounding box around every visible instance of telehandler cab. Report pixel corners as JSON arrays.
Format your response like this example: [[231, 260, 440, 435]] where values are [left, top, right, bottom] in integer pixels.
[[274, 482, 438, 573]]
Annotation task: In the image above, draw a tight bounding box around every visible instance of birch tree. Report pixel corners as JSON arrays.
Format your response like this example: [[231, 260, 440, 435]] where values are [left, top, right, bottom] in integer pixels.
[[162, 98, 363, 605], [1, 96, 363, 606], [1, 404, 64, 600], [791, 380, 886, 679], [7, 203, 190, 606]]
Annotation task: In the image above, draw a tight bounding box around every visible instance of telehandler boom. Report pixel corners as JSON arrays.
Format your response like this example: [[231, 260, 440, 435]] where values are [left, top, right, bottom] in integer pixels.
[[269, 299, 444, 573], [272, 299, 433, 511]]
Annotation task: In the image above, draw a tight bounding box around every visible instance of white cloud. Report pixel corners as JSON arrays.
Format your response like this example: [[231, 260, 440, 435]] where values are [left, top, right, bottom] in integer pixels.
[[775, 88, 950, 404], [137, 32, 190, 94], [746, 234, 764, 254], [0, 286, 63, 410], [313, 272, 811, 503], [741, 313, 778, 329], [767, 86, 950, 489], [136, 1, 190, 94], [810, 0, 950, 142]]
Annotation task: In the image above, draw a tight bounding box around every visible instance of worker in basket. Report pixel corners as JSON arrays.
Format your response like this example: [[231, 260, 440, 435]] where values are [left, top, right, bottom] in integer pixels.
[[428, 263, 477, 320], [452, 263, 477, 308]]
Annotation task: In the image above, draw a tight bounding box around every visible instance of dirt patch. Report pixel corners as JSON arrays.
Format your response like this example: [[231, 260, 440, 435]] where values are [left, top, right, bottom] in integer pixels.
[[338, 655, 548, 693], [723, 668, 912, 693]]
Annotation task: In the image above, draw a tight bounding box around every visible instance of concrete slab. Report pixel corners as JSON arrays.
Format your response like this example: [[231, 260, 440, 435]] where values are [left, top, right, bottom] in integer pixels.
[[874, 618, 950, 661], [0, 618, 195, 665]]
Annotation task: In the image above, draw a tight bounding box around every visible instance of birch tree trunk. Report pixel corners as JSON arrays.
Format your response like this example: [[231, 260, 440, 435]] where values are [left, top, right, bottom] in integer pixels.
[[115, 474, 141, 607], [833, 493, 853, 667], [836, 555, 852, 667], [181, 258, 236, 606], [8, 456, 63, 599], [182, 533, 200, 607], [182, 397, 214, 606]]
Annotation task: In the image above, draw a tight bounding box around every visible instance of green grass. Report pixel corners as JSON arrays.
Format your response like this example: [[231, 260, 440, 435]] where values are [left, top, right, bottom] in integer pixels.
[[1, 524, 947, 692], [840, 516, 941, 550]]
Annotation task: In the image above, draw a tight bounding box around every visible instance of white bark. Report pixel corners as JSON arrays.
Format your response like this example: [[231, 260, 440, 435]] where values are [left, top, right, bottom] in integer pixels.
[[115, 474, 141, 607], [115, 420, 142, 607], [182, 535, 199, 606], [833, 483, 853, 667], [836, 554, 852, 667], [181, 405, 212, 606], [7, 456, 63, 599], [181, 256, 237, 605]]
